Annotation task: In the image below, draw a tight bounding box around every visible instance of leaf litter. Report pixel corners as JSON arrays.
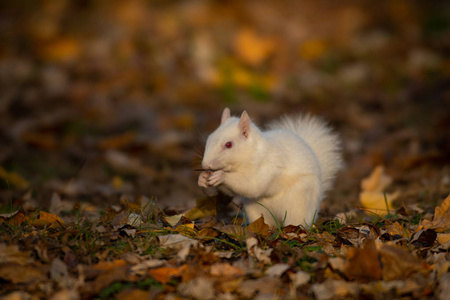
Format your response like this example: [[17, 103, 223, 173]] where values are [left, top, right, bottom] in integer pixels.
[[1, 1, 450, 299]]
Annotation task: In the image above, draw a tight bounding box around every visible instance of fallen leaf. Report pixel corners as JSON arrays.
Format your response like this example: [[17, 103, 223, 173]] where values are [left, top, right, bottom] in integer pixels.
[[31, 211, 65, 228], [410, 229, 437, 247], [0, 210, 28, 226], [163, 214, 184, 227], [377, 243, 430, 280], [359, 166, 398, 214], [247, 237, 272, 264], [421, 193, 450, 232], [158, 234, 199, 250], [437, 233, 450, 245], [344, 239, 382, 282], [149, 265, 188, 284], [214, 224, 245, 241], [361, 165, 392, 192], [196, 227, 220, 240], [185, 196, 217, 220], [247, 215, 270, 237]]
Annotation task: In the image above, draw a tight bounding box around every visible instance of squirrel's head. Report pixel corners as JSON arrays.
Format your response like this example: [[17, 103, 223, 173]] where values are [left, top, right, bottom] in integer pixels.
[[202, 108, 259, 171]]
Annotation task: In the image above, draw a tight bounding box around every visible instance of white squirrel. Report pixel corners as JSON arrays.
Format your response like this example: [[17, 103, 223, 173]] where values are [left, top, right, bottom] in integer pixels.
[[198, 108, 342, 228]]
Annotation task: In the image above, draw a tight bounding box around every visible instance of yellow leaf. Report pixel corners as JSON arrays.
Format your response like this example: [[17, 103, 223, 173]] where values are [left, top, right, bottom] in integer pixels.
[[359, 191, 398, 214], [0, 166, 29, 189], [359, 166, 398, 214], [31, 211, 64, 228], [175, 223, 197, 237], [361, 165, 392, 192], [234, 28, 275, 66], [185, 196, 216, 220]]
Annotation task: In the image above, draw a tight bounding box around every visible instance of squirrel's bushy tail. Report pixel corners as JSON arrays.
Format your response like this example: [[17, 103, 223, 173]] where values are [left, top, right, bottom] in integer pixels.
[[268, 114, 342, 192]]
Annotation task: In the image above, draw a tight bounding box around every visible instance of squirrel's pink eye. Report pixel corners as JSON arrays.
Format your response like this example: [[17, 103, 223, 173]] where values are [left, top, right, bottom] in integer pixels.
[[225, 141, 233, 149]]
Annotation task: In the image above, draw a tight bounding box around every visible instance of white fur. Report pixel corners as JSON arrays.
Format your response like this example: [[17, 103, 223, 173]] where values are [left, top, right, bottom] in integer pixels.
[[199, 108, 342, 228]]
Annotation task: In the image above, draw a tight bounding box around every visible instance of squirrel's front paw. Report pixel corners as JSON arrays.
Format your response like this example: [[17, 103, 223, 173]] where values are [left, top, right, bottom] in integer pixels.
[[198, 171, 210, 188], [208, 170, 225, 187]]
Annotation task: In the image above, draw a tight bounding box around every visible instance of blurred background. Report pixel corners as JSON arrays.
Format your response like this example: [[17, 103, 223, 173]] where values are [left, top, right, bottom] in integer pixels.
[[0, 0, 449, 216]]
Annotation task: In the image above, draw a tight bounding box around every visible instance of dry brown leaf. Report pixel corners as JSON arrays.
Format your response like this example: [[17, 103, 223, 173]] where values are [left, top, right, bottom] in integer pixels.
[[384, 222, 406, 238], [247, 215, 270, 236], [377, 243, 430, 280], [344, 239, 382, 282], [175, 223, 197, 237], [214, 224, 245, 241], [196, 227, 220, 240], [437, 233, 450, 245], [421, 193, 450, 232], [148, 265, 188, 284]]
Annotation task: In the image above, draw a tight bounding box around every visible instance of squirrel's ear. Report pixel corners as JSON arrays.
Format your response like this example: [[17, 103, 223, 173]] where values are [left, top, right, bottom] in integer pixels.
[[239, 111, 250, 138], [221, 108, 231, 124]]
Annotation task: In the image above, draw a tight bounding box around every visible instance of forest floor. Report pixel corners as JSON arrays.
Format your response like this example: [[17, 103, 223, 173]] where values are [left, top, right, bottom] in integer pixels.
[[1, 1, 450, 299]]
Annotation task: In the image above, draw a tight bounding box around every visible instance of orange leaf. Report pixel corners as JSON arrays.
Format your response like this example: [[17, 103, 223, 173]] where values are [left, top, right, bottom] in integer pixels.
[[93, 259, 128, 271], [31, 211, 65, 228], [247, 216, 270, 237], [422, 193, 450, 232], [148, 265, 188, 284]]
